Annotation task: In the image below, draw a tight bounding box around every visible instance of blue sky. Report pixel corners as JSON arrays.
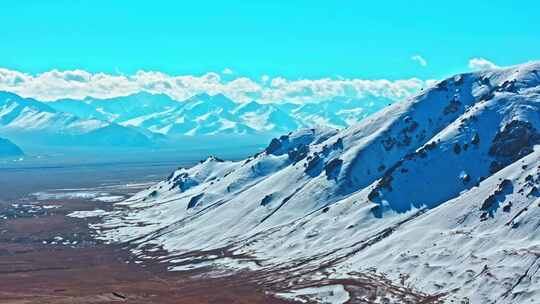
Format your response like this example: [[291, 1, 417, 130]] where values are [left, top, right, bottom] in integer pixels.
[[1, 0, 538, 81]]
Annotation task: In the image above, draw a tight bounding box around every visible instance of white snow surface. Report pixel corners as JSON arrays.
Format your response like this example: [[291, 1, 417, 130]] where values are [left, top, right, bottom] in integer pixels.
[[92, 195, 125, 203], [68, 209, 109, 218], [92, 62, 540, 303], [50, 92, 391, 136], [275, 285, 350, 304], [0, 92, 107, 134]]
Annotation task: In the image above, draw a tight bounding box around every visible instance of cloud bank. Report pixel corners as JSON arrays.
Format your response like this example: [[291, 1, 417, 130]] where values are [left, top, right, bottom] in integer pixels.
[[0, 68, 428, 103], [221, 68, 234, 75], [468, 58, 499, 71]]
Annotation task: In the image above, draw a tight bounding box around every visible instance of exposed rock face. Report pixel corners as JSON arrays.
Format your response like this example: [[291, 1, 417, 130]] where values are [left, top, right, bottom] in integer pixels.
[[489, 120, 540, 160], [453, 143, 461, 154], [381, 118, 420, 151], [260, 194, 273, 206], [304, 153, 321, 173], [288, 144, 309, 163], [199, 156, 225, 163], [265, 138, 283, 155], [187, 193, 204, 209], [489, 160, 504, 174], [170, 173, 193, 191], [443, 98, 462, 115], [265, 129, 337, 158], [471, 133, 480, 145], [324, 158, 343, 179], [481, 179, 513, 211]]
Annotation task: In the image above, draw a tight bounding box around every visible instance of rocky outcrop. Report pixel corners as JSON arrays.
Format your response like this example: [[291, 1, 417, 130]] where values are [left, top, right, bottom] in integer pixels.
[[489, 120, 540, 160], [187, 193, 204, 209]]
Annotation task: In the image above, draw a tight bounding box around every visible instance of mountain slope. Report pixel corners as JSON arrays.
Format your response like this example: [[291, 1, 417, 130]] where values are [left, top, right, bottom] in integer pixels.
[[90, 62, 540, 303], [0, 137, 23, 157]]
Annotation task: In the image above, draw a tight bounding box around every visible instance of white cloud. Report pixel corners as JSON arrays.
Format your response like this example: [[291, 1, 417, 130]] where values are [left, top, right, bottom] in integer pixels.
[[411, 55, 428, 67], [222, 68, 233, 75], [468, 58, 500, 71], [0, 67, 429, 104]]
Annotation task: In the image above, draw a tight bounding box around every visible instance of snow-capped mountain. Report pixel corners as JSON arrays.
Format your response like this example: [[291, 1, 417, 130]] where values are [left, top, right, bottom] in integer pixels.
[[0, 91, 156, 147], [119, 93, 259, 136], [50, 92, 389, 136], [2, 88, 386, 150], [290, 96, 391, 129], [0, 136, 23, 157], [91, 62, 540, 303], [51, 92, 181, 123]]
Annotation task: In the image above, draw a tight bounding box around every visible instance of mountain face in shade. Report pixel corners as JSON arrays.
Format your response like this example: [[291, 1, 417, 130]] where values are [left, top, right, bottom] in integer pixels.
[[0, 137, 23, 157], [92, 62, 540, 303]]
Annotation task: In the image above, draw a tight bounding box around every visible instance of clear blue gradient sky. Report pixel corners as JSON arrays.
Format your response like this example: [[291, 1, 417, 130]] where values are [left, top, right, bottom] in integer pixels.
[[1, 0, 538, 80]]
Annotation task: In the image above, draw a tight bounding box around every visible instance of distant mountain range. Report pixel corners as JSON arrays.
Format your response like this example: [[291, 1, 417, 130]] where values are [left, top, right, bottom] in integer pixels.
[[0, 89, 392, 150], [50, 92, 390, 136], [0, 91, 158, 148]]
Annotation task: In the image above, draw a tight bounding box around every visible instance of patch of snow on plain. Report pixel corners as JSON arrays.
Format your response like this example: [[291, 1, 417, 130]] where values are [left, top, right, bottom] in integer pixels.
[[92, 195, 125, 203], [67, 209, 109, 218], [275, 285, 350, 304], [33, 191, 105, 200]]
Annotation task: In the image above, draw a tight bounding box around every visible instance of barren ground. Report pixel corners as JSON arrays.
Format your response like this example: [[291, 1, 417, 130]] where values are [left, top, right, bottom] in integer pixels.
[[0, 195, 292, 304]]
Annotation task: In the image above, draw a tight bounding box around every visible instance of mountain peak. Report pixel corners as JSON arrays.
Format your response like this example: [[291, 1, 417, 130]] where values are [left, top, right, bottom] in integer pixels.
[[188, 92, 235, 103], [188, 92, 212, 100], [130, 91, 173, 100], [0, 91, 57, 113]]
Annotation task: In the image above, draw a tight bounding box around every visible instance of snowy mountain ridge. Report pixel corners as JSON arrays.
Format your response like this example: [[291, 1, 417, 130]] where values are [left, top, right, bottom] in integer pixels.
[[0, 88, 397, 149], [50, 92, 392, 136], [87, 62, 540, 303]]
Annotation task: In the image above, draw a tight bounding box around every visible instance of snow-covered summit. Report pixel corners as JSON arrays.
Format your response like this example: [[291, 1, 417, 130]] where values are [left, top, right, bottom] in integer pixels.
[[93, 62, 540, 303]]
